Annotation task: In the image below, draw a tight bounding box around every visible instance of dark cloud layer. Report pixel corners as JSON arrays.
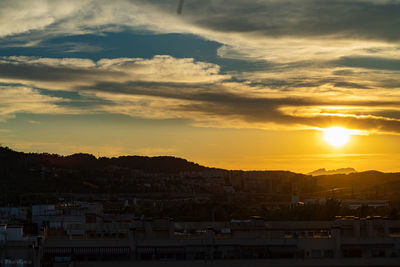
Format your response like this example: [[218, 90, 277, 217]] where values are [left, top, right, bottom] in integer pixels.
[[336, 56, 400, 71], [0, 62, 115, 82], [139, 0, 400, 42], [1, 55, 400, 133]]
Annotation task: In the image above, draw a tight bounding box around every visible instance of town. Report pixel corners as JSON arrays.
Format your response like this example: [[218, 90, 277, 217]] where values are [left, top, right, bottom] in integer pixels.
[[1, 147, 400, 266]]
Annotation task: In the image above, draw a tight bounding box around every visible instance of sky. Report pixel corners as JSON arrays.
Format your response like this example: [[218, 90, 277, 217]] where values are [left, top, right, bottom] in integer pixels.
[[1, 0, 400, 173]]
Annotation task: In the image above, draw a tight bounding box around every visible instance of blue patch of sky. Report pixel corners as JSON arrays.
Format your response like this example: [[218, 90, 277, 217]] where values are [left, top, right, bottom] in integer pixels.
[[0, 30, 271, 73], [42, 89, 112, 108]]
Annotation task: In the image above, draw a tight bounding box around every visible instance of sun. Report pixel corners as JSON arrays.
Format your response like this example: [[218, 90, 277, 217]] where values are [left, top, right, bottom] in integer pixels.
[[323, 127, 352, 147]]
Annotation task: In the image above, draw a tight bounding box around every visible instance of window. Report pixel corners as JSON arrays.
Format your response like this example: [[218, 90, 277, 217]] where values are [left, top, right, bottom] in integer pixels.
[[311, 250, 322, 258], [323, 250, 334, 258]]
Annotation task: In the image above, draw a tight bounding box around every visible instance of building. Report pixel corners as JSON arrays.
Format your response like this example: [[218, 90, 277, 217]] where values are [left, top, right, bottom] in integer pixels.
[[0, 224, 41, 267], [37, 217, 400, 266]]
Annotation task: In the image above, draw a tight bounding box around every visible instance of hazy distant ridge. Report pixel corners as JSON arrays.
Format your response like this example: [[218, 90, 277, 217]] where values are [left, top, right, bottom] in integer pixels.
[[308, 168, 357, 176]]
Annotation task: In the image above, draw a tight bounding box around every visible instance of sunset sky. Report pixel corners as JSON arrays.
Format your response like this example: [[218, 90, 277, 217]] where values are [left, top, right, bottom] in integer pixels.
[[1, 0, 400, 172]]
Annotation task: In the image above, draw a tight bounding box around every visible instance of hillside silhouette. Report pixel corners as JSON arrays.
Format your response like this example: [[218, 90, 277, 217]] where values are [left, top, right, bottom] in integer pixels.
[[1, 146, 400, 202], [0, 146, 210, 174]]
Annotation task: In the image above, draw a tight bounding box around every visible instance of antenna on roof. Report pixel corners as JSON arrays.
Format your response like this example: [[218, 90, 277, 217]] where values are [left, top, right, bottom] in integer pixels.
[[177, 0, 185, 15]]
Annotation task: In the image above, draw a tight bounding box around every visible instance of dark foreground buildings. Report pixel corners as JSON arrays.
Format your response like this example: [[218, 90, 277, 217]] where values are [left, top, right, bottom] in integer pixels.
[[2, 217, 400, 267]]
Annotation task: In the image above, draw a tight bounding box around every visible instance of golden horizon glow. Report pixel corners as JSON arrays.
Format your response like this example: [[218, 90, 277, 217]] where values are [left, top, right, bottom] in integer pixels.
[[2, 1, 400, 173], [323, 127, 353, 148]]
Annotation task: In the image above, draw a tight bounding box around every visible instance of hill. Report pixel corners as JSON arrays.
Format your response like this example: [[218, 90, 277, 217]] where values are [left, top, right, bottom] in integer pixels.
[[0, 146, 211, 174], [1, 146, 400, 202]]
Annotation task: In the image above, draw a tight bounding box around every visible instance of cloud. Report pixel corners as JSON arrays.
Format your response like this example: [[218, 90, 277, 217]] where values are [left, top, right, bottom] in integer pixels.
[[133, 0, 400, 67], [0, 56, 228, 91], [27, 120, 41, 124], [0, 85, 76, 121], [336, 56, 400, 71], [0, 0, 93, 37], [174, 0, 400, 40], [2, 1, 400, 91], [1, 55, 400, 134], [2, 1, 400, 51], [94, 86, 400, 134]]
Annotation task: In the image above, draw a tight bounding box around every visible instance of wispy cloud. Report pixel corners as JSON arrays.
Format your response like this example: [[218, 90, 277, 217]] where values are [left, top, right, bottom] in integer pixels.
[[0, 56, 400, 133], [2, 1, 400, 134], [0, 85, 78, 121]]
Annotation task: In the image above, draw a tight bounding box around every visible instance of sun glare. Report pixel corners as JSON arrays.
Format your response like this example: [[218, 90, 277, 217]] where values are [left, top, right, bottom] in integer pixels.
[[323, 127, 352, 147]]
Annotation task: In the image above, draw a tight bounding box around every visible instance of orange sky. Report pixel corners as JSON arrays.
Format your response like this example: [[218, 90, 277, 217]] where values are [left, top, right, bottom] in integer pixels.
[[1, 0, 400, 173]]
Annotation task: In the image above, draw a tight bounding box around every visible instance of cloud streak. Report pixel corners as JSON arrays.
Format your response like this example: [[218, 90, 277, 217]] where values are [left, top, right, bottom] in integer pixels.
[[0, 85, 77, 121], [2, 1, 400, 134], [1, 56, 400, 134], [3, 1, 400, 58]]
